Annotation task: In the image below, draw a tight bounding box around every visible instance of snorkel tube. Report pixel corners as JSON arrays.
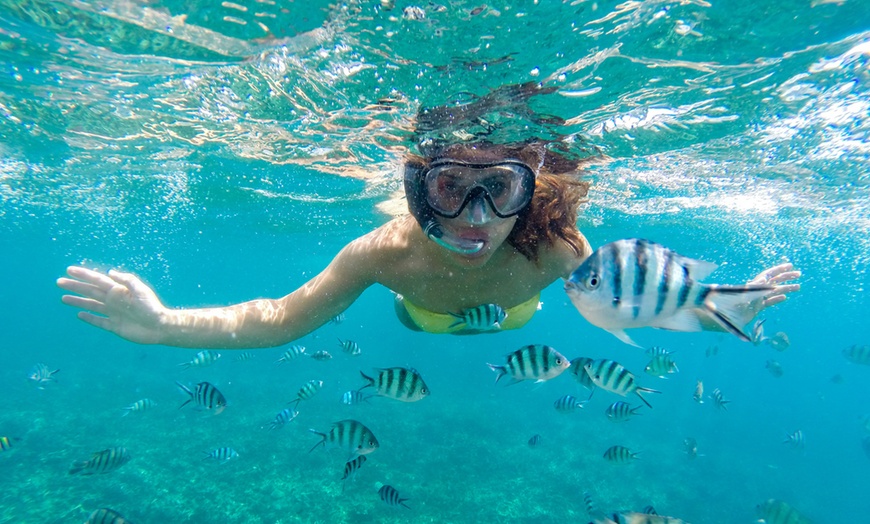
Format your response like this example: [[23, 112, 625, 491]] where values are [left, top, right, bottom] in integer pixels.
[[404, 162, 486, 255]]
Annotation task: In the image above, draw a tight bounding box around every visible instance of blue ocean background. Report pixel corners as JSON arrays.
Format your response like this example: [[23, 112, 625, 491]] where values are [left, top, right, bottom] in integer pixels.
[[2, 0, 869, 522]]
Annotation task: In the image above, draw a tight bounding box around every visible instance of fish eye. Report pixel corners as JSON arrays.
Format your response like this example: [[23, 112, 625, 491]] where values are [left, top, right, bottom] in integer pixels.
[[555, 358, 563, 365], [586, 274, 600, 289], [421, 387, 428, 394]]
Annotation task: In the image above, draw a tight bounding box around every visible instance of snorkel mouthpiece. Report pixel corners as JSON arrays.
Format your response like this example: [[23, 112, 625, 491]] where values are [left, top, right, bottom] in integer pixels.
[[423, 219, 485, 255]]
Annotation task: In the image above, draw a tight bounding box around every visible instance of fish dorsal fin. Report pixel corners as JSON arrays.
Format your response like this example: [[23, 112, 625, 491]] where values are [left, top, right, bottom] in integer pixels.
[[679, 256, 718, 281]]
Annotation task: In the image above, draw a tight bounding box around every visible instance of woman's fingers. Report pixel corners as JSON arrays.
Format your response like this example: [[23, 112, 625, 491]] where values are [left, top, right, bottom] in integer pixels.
[[769, 271, 801, 286], [65, 266, 118, 288], [108, 269, 152, 298], [61, 295, 109, 316], [78, 311, 113, 331], [56, 278, 107, 302]]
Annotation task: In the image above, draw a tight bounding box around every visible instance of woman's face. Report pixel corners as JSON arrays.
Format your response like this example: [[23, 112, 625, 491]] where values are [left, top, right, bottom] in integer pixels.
[[436, 210, 518, 266]]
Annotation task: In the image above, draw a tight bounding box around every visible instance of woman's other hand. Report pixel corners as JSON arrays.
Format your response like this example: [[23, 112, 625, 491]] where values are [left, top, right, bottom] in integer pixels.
[[57, 266, 167, 344]]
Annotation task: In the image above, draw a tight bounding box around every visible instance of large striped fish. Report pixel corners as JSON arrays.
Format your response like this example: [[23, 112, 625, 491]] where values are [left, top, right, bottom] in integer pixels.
[[176, 382, 227, 415], [69, 447, 131, 475], [86, 508, 132, 524], [565, 239, 774, 347], [584, 359, 660, 408], [309, 419, 379, 459], [359, 368, 429, 402], [488, 344, 571, 384], [756, 499, 812, 524]]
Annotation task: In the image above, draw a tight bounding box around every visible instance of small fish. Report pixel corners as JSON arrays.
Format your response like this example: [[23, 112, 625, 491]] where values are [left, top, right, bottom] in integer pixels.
[[584, 359, 661, 408], [376, 483, 410, 509], [603, 445, 638, 464], [234, 351, 256, 362], [783, 430, 804, 449], [310, 350, 333, 361], [642, 506, 658, 515], [86, 508, 131, 524], [843, 344, 870, 366], [176, 382, 227, 414], [28, 363, 59, 388], [0, 436, 16, 452], [448, 303, 507, 331], [766, 360, 784, 378], [342, 455, 367, 481], [69, 447, 131, 475], [709, 388, 730, 411], [528, 434, 542, 448], [569, 357, 596, 393], [644, 355, 679, 377], [565, 239, 774, 347], [756, 499, 812, 524], [338, 339, 362, 356], [488, 344, 571, 385], [178, 350, 221, 369], [693, 380, 704, 404], [290, 379, 324, 408], [330, 312, 346, 325], [751, 319, 768, 346], [275, 345, 306, 363], [554, 394, 587, 413], [122, 398, 156, 416], [203, 447, 238, 464], [645, 346, 672, 357], [605, 401, 642, 422], [359, 368, 429, 402], [768, 331, 791, 352], [683, 437, 699, 460], [705, 345, 719, 357], [269, 408, 298, 430], [309, 419, 379, 458], [341, 389, 371, 405]]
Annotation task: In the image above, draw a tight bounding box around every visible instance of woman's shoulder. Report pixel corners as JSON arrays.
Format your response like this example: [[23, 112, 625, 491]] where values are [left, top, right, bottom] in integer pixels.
[[345, 215, 419, 260], [536, 231, 592, 278]]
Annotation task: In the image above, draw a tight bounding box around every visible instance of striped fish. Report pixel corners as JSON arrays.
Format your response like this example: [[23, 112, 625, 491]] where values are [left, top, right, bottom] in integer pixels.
[[448, 303, 507, 331], [311, 350, 333, 361], [269, 408, 298, 430], [342, 455, 367, 480], [234, 351, 256, 362], [783, 430, 804, 449], [309, 419, 379, 458], [644, 355, 679, 377], [121, 398, 156, 417], [554, 394, 587, 413], [752, 319, 768, 345], [605, 401, 642, 422], [768, 331, 790, 352], [330, 312, 346, 325], [377, 483, 410, 509], [584, 359, 660, 408], [756, 499, 812, 524], [69, 447, 131, 475], [0, 436, 15, 452], [488, 345, 571, 385], [176, 382, 227, 415], [203, 447, 238, 464], [565, 239, 774, 347], [359, 368, 429, 402], [528, 434, 542, 448], [709, 388, 730, 410], [342, 389, 372, 405], [28, 363, 59, 388], [603, 445, 638, 464], [693, 381, 704, 404], [86, 508, 132, 524], [275, 345, 306, 363], [338, 339, 362, 356], [178, 350, 221, 370], [843, 344, 870, 365], [599, 512, 687, 524], [645, 346, 672, 357], [683, 437, 699, 460], [290, 379, 324, 408], [641, 506, 658, 515], [570, 357, 596, 393]]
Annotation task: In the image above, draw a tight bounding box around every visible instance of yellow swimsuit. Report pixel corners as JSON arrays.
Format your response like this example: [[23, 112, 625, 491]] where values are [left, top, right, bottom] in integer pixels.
[[396, 293, 541, 334]]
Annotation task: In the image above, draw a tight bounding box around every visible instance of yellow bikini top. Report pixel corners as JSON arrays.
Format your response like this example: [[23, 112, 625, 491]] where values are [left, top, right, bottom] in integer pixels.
[[402, 293, 541, 334]]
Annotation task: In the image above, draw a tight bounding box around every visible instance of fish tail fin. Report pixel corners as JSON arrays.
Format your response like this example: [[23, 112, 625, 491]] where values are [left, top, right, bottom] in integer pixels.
[[308, 429, 327, 453], [636, 387, 661, 409], [399, 498, 411, 509], [175, 382, 193, 409], [703, 284, 775, 341], [359, 370, 375, 390], [121, 408, 131, 417], [178, 362, 191, 370], [486, 363, 507, 384], [68, 461, 87, 475], [447, 311, 466, 329]]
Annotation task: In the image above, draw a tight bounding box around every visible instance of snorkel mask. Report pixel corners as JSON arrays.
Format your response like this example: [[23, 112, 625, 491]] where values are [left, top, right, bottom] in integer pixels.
[[404, 159, 537, 254]]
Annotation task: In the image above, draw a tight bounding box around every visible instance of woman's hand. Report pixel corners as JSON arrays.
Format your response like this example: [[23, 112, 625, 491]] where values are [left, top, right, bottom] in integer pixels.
[[57, 266, 168, 344], [733, 262, 801, 327]]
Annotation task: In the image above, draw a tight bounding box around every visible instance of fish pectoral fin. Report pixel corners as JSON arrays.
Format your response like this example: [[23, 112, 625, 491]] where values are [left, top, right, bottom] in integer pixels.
[[607, 329, 641, 347]]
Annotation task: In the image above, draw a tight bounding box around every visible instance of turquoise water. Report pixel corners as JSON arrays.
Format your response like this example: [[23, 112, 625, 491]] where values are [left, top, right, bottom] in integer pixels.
[[2, 0, 869, 522]]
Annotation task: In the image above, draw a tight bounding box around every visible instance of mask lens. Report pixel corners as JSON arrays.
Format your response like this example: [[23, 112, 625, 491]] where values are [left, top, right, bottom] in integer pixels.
[[424, 161, 534, 218]]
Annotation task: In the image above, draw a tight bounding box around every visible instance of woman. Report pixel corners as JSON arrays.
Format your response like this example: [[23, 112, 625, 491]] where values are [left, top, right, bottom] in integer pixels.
[[56, 137, 799, 349]]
